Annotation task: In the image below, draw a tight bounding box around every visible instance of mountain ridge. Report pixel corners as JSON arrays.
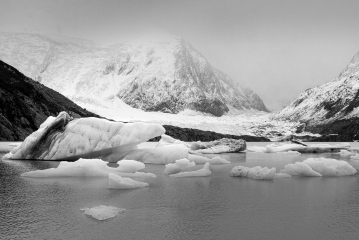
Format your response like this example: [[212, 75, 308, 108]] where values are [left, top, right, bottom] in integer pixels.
[[0, 32, 268, 117]]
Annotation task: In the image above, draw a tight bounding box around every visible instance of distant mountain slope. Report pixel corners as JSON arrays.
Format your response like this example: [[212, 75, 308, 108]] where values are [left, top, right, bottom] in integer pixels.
[[0, 32, 267, 116], [276, 51, 359, 139], [0, 60, 100, 141]]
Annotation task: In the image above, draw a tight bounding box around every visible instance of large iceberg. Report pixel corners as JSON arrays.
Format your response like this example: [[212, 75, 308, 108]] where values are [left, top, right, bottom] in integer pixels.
[[247, 143, 350, 153], [280, 158, 357, 177], [230, 165, 276, 180], [169, 162, 211, 177], [3, 112, 165, 161], [81, 205, 125, 220], [21, 158, 156, 178], [108, 173, 149, 189]]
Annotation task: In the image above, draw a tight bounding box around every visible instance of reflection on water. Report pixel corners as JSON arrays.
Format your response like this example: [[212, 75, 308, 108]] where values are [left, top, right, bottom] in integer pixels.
[[1, 143, 359, 240]]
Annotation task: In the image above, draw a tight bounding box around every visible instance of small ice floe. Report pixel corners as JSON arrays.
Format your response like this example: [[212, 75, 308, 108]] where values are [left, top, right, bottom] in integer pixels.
[[350, 154, 359, 160], [230, 165, 276, 180], [108, 173, 149, 189], [164, 158, 195, 174], [81, 205, 125, 220], [188, 154, 230, 164], [21, 158, 156, 178], [274, 173, 292, 178], [280, 158, 357, 177], [247, 142, 350, 154], [337, 150, 356, 158], [169, 163, 211, 177]]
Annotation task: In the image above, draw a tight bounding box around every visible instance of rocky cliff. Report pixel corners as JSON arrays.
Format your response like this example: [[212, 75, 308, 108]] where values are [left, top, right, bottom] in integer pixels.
[[0, 60, 99, 141]]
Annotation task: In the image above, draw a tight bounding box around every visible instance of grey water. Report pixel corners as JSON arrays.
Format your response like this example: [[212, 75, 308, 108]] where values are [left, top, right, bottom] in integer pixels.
[[1, 142, 359, 240]]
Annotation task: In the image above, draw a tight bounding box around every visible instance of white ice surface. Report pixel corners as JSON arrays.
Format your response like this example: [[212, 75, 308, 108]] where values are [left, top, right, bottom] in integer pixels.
[[4, 114, 165, 160], [280, 162, 322, 177], [187, 154, 230, 164], [303, 158, 357, 176], [247, 143, 350, 153], [164, 158, 196, 174], [107, 173, 149, 189], [81, 205, 125, 220], [124, 144, 189, 164], [169, 162, 211, 177], [230, 165, 276, 180], [21, 158, 156, 178], [280, 158, 357, 177]]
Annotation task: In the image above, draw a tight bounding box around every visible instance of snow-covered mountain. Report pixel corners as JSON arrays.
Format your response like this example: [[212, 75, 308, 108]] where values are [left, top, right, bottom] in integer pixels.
[[276, 51, 359, 129], [0, 32, 267, 117]]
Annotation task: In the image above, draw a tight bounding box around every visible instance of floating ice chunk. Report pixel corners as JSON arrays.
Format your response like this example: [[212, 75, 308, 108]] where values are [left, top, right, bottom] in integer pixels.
[[230, 165, 276, 180], [108, 173, 149, 189], [280, 158, 357, 177], [303, 158, 357, 176], [348, 159, 359, 170], [350, 154, 359, 160], [21, 158, 156, 178], [187, 154, 230, 164], [81, 205, 125, 220], [156, 134, 190, 148], [274, 173, 292, 178], [124, 144, 189, 164], [164, 158, 196, 174], [247, 143, 350, 154], [337, 150, 356, 158], [170, 163, 211, 177], [280, 162, 322, 177], [116, 160, 145, 173], [274, 151, 301, 155]]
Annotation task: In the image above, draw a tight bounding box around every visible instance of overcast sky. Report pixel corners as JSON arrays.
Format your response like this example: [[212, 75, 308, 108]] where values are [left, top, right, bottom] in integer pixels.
[[1, 0, 359, 110]]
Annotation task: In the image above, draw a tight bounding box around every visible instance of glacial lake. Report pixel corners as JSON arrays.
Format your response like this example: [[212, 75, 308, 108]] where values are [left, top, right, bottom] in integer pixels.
[[1, 142, 359, 240]]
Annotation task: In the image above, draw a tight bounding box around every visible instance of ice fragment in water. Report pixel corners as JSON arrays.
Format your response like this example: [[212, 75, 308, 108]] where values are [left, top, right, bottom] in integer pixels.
[[164, 158, 195, 174], [21, 158, 156, 178], [280, 158, 357, 177], [230, 165, 276, 180], [81, 205, 125, 220], [170, 163, 211, 177], [108, 173, 149, 189]]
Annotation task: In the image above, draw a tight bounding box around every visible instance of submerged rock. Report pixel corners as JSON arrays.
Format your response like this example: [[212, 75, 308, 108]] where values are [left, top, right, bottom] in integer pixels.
[[190, 138, 246, 154]]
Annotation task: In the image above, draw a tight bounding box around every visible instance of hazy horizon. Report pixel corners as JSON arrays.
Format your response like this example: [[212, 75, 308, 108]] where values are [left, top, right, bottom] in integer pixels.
[[1, 0, 359, 110]]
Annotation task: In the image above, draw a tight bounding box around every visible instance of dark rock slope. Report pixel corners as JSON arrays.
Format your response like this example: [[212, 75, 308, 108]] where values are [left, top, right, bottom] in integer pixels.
[[150, 125, 270, 142], [0, 60, 100, 141]]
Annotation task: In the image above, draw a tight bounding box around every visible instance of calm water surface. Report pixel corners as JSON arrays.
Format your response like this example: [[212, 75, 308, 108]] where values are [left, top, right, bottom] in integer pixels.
[[1, 142, 359, 240]]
